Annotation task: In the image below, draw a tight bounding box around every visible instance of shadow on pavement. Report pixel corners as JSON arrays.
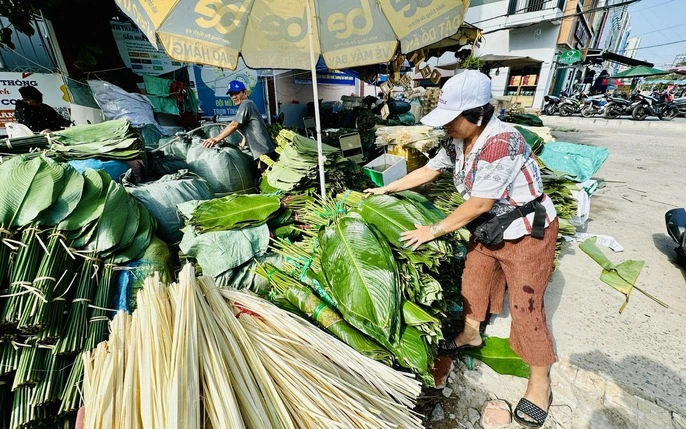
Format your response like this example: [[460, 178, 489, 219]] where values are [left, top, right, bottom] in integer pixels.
[[568, 349, 686, 418]]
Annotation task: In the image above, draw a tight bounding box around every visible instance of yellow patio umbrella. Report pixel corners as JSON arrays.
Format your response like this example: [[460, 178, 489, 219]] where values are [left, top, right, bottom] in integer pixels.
[[114, 0, 470, 197]]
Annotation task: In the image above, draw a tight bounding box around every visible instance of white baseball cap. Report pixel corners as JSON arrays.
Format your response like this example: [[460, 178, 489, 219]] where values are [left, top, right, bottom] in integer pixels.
[[421, 70, 492, 127]]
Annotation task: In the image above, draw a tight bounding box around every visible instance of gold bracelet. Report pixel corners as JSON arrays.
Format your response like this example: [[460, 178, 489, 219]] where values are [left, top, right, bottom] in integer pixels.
[[430, 222, 446, 238]]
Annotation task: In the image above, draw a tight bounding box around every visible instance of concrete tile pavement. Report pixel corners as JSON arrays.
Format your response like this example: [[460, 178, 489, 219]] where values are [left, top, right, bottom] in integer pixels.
[[429, 355, 683, 428]]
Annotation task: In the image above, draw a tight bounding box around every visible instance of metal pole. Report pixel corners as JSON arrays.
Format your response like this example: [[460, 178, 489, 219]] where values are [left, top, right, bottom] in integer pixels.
[[305, 0, 326, 199]]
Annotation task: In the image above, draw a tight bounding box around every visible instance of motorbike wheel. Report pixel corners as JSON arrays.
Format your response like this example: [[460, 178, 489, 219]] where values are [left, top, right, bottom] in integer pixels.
[[559, 105, 574, 117], [632, 105, 648, 121], [604, 103, 620, 119], [660, 106, 678, 121], [543, 103, 556, 115], [580, 106, 594, 118]]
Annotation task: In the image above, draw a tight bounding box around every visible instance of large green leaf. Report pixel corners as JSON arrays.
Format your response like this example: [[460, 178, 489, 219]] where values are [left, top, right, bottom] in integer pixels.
[[13, 157, 67, 227], [188, 194, 281, 232], [36, 163, 85, 226], [111, 202, 155, 264], [102, 193, 140, 258], [357, 194, 446, 254], [395, 190, 446, 224], [84, 181, 130, 253], [179, 224, 270, 277], [579, 237, 665, 312], [462, 336, 531, 379], [389, 325, 433, 386], [0, 155, 39, 226], [58, 168, 111, 231], [319, 212, 401, 346]]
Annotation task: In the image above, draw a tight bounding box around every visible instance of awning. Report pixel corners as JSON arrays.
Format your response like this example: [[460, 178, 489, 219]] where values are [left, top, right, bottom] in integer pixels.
[[479, 54, 543, 69], [586, 49, 653, 67]]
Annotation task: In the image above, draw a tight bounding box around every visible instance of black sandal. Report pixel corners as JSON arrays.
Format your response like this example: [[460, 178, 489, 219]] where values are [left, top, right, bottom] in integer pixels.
[[438, 337, 483, 355], [513, 391, 553, 428]]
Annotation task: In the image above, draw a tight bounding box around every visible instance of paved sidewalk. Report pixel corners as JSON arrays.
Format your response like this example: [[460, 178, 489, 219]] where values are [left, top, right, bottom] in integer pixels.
[[538, 114, 686, 132], [432, 356, 686, 429]]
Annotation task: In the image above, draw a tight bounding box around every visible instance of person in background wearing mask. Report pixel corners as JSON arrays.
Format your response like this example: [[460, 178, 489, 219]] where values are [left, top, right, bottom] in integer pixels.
[[202, 80, 277, 173], [14, 86, 71, 133], [365, 70, 559, 428]]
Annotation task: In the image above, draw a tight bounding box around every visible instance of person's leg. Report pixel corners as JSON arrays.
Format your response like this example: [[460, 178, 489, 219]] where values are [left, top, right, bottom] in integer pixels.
[[498, 218, 559, 420], [451, 241, 506, 348]]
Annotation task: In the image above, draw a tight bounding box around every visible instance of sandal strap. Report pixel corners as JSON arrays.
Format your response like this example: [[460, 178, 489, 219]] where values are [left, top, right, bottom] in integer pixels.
[[515, 398, 548, 424]]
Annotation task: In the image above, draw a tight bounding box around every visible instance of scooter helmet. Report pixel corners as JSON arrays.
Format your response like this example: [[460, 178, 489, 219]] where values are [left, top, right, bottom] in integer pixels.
[[227, 80, 246, 94]]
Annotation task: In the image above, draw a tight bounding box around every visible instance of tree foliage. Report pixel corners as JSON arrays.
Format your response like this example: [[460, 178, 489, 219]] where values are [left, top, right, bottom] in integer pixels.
[[0, 0, 64, 49]]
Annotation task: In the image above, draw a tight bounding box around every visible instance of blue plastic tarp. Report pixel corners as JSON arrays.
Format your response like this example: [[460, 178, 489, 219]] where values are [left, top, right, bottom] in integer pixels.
[[538, 142, 609, 183]]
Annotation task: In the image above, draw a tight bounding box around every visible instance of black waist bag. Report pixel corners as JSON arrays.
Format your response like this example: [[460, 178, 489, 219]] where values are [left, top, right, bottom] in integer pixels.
[[466, 195, 546, 245]]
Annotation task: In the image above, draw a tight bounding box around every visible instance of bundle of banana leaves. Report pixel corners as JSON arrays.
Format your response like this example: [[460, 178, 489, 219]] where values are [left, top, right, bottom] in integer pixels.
[[0, 119, 143, 161], [257, 191, 468, 386], [259, 129, 374, 196], [0, 154, 157, 427]]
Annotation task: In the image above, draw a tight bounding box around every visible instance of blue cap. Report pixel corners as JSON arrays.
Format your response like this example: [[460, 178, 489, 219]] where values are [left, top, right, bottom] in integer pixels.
[[227, 80, 246, 94]]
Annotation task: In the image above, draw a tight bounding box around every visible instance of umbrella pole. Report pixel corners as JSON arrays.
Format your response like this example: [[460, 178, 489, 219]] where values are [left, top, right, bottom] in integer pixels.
[[306, 0, 326, 199]]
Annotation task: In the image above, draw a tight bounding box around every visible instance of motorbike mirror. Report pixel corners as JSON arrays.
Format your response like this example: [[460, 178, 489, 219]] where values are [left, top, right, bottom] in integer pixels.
[[665, 208, 686, 246]]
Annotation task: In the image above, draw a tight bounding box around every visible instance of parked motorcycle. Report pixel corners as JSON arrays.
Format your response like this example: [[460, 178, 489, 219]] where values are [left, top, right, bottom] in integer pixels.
[[603, 92, 640, 119], [558, 91, 588, 116], [542, 90, 568, 115], [665, 208, 686, 268], [580, 94, 608, 118], [672, 95, 686, 117], [631, 91, 679, 121]]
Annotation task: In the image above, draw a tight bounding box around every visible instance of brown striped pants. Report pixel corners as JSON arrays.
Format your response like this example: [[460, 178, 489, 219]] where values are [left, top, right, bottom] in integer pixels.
[[461, 218, 559, 366]]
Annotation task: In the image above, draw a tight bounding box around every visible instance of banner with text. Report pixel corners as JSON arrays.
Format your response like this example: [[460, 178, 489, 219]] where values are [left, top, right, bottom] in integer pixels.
[[0, 72, 71, 132]]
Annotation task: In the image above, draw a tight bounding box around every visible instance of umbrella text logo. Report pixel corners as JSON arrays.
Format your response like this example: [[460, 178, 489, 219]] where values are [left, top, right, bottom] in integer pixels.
[[262, 9, 308, 42], [327, 0, 373, 39], [390, 0, 433, 18], [194, 0, 249, 34]]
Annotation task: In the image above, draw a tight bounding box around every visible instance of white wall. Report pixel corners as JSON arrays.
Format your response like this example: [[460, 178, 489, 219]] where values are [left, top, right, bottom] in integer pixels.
[[467, 1, 561, 110], [273, 72, 360, 106]]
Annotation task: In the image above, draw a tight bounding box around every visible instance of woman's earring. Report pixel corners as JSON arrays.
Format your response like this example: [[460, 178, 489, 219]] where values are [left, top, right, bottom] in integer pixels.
[[477, 116, 483, 126]]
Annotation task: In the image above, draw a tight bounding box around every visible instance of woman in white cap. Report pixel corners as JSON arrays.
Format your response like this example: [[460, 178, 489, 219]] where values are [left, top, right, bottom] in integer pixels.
[[365, 70, 558, 428], [202, 80, 277, 173]]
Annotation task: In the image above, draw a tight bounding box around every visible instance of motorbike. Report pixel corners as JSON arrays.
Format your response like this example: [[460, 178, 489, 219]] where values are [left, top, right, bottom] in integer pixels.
[[672, 95, 686, 117], [542, 90, 568, 115], [603, 92, 640, 119], [558, 90, 588, 116], [631, 91, 679, 121], [580, 94, 608, 118], [665, 208, 686, 268]]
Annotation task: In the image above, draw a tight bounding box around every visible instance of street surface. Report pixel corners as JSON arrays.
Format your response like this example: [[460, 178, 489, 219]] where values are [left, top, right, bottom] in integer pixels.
[[421, 114, 686, 429]]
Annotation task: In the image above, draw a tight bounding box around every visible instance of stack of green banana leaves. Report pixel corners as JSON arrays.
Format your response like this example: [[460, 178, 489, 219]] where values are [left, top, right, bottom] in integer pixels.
[[0, 119, 143, 161], [258, 129, 374, 196], [264, 190, 467, 386], [0, 154, 156, 428], [177, 192, 314, 288], [175, 186, 466, 386]]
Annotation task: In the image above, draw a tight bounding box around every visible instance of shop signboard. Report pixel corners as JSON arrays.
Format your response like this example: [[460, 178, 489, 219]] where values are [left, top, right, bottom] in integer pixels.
[[0, 72, 71, 133], [558, 50, 582, 65], [190, 64, 267, 119], [111, 21, 185, 76], [294, 70, 355, 85]]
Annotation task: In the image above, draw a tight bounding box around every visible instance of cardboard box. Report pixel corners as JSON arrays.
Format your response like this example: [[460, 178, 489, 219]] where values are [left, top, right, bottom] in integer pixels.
[[387, 144, 428, 173], [363, 154, 407, 187]]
